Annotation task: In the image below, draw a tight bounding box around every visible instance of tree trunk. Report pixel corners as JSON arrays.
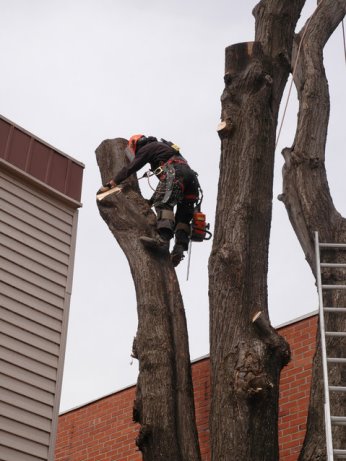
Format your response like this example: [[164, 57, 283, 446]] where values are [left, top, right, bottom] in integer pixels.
[[208, 2, 305, 460], [95, 138, 201, 461], [280, 1, 346, 459]]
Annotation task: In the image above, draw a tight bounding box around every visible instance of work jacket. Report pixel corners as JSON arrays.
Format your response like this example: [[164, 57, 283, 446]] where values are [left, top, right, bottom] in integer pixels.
[[113, 141, 185, 185]]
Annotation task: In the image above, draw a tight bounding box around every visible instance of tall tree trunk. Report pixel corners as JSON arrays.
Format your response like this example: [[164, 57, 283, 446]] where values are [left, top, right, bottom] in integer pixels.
[[208, 2, 304, 460], [95, 139, 201, 461], [280, 1, 346, 459]]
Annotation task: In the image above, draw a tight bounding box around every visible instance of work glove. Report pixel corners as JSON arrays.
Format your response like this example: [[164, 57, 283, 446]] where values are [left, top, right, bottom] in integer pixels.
[[97, 179, 116, 194]]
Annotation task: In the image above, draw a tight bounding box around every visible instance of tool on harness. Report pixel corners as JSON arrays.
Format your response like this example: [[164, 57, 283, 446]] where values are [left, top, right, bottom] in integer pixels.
[[149, 156, 188, 204], [186, 185, 212, 280], [186, 206, 212, 279], [191, 209, 212, 242], [160, 138, 181, 152], [190, 182, 212, 242]]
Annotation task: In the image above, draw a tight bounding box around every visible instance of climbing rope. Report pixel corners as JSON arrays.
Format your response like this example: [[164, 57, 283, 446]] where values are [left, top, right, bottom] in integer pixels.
[[275, 1, 346, 148], [342, 20, 346, 65], [137, 169, 157, 192], [275, 4, 319, 149]]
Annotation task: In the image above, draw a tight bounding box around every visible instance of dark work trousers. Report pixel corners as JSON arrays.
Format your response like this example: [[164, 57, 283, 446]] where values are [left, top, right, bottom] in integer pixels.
[[151, 163, 199, 247]]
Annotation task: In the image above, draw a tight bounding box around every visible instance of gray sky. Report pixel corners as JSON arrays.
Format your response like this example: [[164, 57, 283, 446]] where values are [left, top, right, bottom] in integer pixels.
[[1, 0, 345, 412]]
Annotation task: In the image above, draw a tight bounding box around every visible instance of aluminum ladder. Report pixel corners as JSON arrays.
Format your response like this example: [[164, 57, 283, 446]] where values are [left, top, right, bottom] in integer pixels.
[[315, 231, 346, 460]]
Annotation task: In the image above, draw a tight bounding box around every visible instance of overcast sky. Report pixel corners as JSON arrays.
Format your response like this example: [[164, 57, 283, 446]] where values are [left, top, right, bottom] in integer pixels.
[[1, 0, 345, 413]]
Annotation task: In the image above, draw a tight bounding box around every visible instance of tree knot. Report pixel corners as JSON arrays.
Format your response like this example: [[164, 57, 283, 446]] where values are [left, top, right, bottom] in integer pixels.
[[247, 375, 274, 398], [136, 424, 152, 452], [131, 336, 138, 360]]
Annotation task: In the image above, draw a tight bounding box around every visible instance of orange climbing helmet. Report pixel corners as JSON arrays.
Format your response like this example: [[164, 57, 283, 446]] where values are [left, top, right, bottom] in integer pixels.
[[128, 134, 144, 154]]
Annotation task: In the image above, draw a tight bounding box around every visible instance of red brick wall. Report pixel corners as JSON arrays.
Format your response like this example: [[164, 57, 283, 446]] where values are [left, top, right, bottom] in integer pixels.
[[56, 314, 317, 461], [278, 314, 318, 461], [192, 358, 210, 461], [56, 387, 141, 461]]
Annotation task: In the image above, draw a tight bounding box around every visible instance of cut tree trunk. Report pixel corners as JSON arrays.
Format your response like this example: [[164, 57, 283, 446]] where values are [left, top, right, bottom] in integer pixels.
[[280, 1, 346, 459], [208, 2, 305, 460], [95, 138, 201, 461]]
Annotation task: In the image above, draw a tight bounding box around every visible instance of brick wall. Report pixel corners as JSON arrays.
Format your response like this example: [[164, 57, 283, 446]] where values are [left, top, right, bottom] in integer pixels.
[[56, 313, 318, 461], [278, 314, 318, 461], [56, 387, 141, 461], [192, 358, 210, 461]]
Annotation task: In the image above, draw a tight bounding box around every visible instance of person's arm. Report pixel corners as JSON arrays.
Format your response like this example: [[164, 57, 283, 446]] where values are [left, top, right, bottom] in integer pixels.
[[113, 145, 155, 185], [97, 144, 155, 193]]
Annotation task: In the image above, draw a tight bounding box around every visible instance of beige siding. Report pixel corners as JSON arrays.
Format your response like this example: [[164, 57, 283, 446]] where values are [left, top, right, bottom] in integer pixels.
[[0, 168, 79, 461]]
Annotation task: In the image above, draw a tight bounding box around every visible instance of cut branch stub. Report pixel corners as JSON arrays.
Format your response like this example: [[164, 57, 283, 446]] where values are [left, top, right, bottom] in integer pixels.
[[216, 120, 233, 138], [225, 41, 264, 77], [96, 137, 140, 194], [96, 138, 156, 240], [252, 311, 291, 366], [220, 41, 272, 141]]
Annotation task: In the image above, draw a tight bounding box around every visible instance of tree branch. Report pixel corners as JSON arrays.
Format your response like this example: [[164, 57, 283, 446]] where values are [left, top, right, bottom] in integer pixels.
[[281, 0, 346, 262]]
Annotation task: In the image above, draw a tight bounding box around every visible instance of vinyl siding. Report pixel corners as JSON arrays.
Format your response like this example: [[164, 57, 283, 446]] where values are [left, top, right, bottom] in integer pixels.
[[0, 167, 79, 461]]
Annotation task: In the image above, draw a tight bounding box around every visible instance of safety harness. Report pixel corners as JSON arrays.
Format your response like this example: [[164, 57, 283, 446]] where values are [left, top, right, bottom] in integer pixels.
[[152, 155, 190, 204]]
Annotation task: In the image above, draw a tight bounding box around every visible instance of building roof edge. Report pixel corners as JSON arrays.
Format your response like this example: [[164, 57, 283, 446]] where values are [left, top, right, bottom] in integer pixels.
[[59, 310, 319, 416]]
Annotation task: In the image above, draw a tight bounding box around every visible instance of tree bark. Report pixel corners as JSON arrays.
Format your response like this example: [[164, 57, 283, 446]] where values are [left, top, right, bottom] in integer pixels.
[[280, 1, 346, 459], [95, 138, 201, 461], [208, 2, 305, 460]]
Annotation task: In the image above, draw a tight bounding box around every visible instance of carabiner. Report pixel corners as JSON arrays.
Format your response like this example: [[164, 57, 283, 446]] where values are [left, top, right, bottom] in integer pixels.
[[153, 166, 164, 176]]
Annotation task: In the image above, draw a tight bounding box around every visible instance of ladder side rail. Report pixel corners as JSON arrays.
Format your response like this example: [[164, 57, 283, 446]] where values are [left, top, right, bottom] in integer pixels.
[[315, 231, 334, 461]]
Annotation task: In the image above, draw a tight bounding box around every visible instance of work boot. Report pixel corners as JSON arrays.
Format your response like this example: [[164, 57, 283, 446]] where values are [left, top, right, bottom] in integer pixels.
[[171, 243, 185, 267], [140, 235, 170, 252]]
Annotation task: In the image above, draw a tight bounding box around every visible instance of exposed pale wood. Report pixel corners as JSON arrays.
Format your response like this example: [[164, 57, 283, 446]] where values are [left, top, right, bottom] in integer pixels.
[[96, 185, 122, 201]]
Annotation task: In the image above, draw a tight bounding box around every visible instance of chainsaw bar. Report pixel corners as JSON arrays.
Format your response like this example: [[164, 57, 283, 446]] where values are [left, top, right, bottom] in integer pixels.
[[96, 186, 122, 201]]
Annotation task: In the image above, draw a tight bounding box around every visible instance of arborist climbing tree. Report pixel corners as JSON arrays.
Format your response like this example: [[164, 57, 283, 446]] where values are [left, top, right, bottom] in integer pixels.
[[98, 134, 204, 266]]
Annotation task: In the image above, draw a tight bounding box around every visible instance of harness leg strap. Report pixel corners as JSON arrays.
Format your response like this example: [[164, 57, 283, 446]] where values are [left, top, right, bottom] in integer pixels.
[[156, 208, 175, 239], [175, 222, 191, 234], [174, 223, 191, 251]]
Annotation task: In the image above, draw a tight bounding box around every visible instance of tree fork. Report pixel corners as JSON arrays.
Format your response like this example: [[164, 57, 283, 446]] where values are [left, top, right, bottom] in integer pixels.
[[96, 138, 201, 461]]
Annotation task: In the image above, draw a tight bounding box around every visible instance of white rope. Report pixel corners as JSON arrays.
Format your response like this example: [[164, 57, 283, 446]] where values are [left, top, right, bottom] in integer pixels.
[[275, 1, 324, 149], [342, 20, 346, 65], [146, 172, 157, 192]]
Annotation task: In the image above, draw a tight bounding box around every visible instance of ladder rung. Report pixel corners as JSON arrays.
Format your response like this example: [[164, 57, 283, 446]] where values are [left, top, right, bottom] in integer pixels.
[[327, 358, 346, 364], [326, 331, 346, 337], [324, 307, 346, 313], [331, 416, 346, 425], [329, 386, 346, 392], [321, 263, 346, 268], [334, 449, 346, 457], [322, 284, 346, 290], [320, 243, 346, 249]]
